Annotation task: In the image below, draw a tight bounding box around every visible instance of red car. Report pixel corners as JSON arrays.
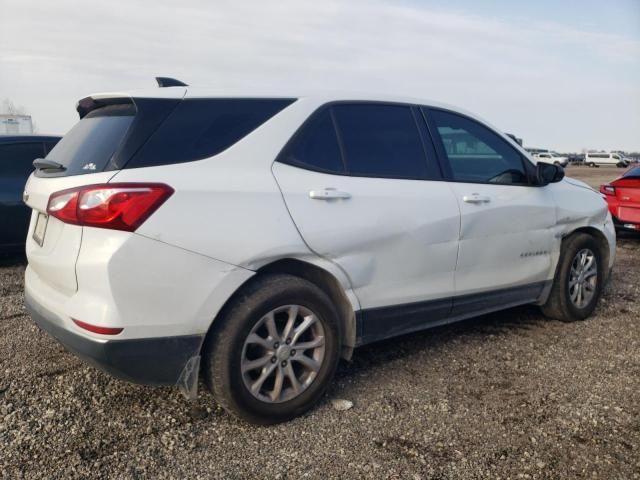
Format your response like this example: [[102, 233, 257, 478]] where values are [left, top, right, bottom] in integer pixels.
[[600, 165, 640, 232]]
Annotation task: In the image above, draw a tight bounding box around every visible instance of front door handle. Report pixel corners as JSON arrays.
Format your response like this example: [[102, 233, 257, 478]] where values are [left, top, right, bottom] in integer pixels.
[[463, 193, 491, 204], [309, 188, 352, 200]]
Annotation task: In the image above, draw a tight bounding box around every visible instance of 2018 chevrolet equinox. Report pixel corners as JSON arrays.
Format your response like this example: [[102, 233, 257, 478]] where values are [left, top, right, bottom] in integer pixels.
[[24, 80, 615, 424]]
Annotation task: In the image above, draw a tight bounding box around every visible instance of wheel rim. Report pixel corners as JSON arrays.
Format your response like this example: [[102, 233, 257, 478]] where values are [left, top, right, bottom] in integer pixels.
[[568, 248, 598, 309], [241, 305, 326, 403]]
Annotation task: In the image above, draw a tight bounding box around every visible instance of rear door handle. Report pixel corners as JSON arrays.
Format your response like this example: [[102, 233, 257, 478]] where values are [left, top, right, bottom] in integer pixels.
[[309, 188, 352, 200], [462, 194, 491, 204]]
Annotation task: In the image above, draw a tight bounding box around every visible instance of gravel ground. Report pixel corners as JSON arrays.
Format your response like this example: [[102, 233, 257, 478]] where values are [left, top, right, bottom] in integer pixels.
[[1, 167, 639, 479]]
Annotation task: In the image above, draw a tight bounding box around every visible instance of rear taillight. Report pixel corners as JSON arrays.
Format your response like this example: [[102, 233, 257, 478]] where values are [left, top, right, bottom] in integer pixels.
[[47, 183, 174, 231], [600, 185, 616, 196]]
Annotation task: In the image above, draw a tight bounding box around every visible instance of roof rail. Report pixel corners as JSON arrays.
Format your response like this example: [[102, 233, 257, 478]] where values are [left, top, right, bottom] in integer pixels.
[[155, 77, 188, 88]]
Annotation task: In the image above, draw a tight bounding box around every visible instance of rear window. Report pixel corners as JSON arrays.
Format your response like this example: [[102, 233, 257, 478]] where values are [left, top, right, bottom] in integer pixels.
[[126, 98, 295, 169], [623, 166, 640, 178], [44, 103, 135, 176]]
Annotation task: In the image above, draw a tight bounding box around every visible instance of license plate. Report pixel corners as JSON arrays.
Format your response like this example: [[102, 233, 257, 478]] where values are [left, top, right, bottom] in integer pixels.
[[33, 212, 48, 247]]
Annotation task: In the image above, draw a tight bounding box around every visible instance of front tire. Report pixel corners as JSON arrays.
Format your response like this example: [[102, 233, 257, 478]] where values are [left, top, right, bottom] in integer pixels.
[[203, 274, 341, 424], [541, 233, 603, 322]]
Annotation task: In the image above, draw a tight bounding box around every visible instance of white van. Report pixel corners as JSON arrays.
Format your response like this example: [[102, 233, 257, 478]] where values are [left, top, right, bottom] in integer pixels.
[[585, 152, 629, 168]]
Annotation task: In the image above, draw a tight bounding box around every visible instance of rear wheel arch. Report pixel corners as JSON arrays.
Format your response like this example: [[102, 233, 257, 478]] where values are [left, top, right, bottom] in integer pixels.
[[255, 259, 357, 359], [202, 258, 357, 361]]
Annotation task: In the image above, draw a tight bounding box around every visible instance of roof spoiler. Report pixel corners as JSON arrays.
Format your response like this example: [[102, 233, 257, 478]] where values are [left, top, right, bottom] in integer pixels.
[[156, 77, 188, 88], [76, 95, 133, 119]]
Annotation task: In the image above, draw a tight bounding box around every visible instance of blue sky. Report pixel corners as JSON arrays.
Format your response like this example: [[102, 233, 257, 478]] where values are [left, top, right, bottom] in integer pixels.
[[1, 0, 638, 152]]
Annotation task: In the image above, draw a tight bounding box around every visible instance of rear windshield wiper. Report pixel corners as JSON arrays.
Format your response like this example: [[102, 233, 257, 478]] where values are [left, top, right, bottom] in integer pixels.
[[33, 158, 66, 172]]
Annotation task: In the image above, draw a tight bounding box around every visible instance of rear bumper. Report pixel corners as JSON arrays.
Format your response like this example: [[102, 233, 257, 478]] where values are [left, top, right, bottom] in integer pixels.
[[25, 290, 203, 385]]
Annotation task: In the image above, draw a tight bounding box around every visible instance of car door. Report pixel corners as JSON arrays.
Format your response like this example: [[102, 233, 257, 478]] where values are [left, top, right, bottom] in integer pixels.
[[0, 141, 44, 248], [272, 102, 461, 343], [423, 107, 557, 315]]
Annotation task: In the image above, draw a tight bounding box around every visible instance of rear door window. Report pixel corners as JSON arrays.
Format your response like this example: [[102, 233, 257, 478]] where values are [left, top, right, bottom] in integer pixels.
[[332, 103, 432, 179], [0, 142, 45, 177]]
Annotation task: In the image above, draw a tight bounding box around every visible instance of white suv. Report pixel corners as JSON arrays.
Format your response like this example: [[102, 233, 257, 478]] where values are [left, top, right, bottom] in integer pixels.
[[24, 81, 616, 424], [585, 152, 629, 168]]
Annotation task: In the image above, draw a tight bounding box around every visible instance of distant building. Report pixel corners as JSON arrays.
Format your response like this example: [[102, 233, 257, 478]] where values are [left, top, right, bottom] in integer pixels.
[[0, 114, 33, 135]]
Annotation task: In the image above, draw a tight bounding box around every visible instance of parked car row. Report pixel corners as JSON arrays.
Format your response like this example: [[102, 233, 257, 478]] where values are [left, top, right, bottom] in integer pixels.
[[526, 150, 634, 168], [19, 79, 617, 424]]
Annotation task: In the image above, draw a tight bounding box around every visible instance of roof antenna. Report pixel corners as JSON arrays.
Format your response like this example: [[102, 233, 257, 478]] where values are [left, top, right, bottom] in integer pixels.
[[155, 77, 188, 88]]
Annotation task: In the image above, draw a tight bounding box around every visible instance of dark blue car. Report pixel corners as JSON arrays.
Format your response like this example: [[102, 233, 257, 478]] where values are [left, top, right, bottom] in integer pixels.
[[1, 135, 61, 253]]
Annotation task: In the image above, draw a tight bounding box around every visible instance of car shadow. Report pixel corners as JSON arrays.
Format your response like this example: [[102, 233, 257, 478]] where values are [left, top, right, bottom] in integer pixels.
[[617, 230, 640, 243], [336, 304, 547, 379], [0, 252, 27, 267]]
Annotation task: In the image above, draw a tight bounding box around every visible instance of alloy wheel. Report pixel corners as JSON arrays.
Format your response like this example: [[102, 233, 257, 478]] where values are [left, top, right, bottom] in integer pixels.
[[568, 248, 598, 309], [241, 305, 326, 403]]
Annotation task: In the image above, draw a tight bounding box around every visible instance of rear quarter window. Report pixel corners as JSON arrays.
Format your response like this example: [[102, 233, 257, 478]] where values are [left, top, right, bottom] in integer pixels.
[[126, 98, 295, 169]]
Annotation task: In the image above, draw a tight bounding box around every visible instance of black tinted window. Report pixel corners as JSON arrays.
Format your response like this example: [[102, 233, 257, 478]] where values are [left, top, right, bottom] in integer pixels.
[[45, 103, 135, 176], [429, 109, 528, 185], [332, 104, 429, 179], [128, 98, 294, 169], [0, 142, 44, 177], [279, 109, 344, 173]]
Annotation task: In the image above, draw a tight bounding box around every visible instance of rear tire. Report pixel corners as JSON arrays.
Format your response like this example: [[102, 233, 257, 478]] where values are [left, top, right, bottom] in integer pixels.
[[541, 233, 603, 322], [203, 274, 341, 424]]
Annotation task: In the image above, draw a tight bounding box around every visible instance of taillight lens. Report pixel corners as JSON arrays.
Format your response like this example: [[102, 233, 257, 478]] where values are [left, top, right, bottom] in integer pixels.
[[47, 183, 174, 231], [599, 185, 616, 196]]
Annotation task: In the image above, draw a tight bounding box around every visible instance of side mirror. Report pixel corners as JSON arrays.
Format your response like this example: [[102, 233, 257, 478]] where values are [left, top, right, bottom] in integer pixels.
[[536, 161, 564, 186]]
